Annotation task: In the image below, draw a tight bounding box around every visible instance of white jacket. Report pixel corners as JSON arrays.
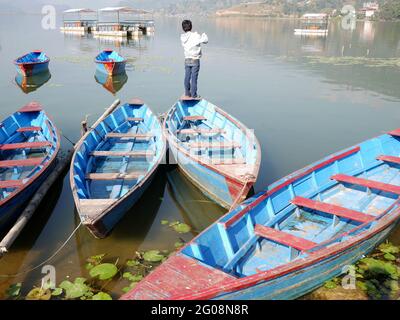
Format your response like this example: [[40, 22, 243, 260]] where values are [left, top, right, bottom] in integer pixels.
[[181, 31, 208, 60]]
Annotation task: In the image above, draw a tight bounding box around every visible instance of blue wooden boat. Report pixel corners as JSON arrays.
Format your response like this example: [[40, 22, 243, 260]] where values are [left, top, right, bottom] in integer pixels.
[[95, 50, 126, 76], [164, 98, 261, 210], [121, 129, 400, 300], [14, 51, 50, 77], [15, 71, 51, 94], [0, 102, 60, 233], [70, 99, 166, 238]]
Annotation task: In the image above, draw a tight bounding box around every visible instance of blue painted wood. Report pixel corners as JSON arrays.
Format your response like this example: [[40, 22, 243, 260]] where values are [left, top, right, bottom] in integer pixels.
[[0, 105, 60, 234], [14, 51, 50, 76], [164, 98, 261, 209], [70, 101, 166, 238], [95, 50, 126, 76], [122, 130, 400, 300]]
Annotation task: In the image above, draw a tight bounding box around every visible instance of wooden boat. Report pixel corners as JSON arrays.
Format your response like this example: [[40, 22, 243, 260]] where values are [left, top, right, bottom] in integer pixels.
[[70, 99, 166, 239], [121, 129, 400, 300], [0, 102, 60, 233], [163, 98, 261, 210], [94, 70, 128, 95], [15, 71, 51, 94], [95, 50, 126, 76], [14, 51, 50, 77]]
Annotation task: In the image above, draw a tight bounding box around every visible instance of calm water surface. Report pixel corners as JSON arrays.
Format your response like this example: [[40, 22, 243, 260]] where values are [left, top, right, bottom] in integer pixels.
[[0, 15, 399, 298]]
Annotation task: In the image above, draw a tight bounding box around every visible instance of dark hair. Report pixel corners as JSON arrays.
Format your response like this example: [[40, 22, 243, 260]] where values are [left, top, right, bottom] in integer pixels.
[[182, 20, 192, 32]]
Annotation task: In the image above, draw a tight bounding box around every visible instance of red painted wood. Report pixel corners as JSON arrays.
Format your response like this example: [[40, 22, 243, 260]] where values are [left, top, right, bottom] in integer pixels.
[[0, 180, 23, 189], [291, 196, 375, 223], [0, 158, 43, 168], [332, 174, 400, 195], [16, 126, 42, 133], [378, 155, 400, 165], [120, 254, 236, 300], [254, 224, 316, 251], [18, 102, 43, 113], [388, 129, 400, 137], [183, 115, 206, 122], [222, 146, 361, 228], [129, 98, 144, 106], [0, 141, 51, 151]]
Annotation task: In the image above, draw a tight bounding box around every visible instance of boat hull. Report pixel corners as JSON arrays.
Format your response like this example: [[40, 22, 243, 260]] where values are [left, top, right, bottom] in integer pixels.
[[95, 61, 126, 76], [15, 61, 49, 77], [169, 142, 250, 209]]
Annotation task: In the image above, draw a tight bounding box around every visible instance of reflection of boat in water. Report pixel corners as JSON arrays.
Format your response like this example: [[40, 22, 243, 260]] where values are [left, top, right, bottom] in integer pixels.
[[294, 13, 329, 36], [15, 71, 51, 94], [94, 70, 128, 95], [167, 168, 226, 233]]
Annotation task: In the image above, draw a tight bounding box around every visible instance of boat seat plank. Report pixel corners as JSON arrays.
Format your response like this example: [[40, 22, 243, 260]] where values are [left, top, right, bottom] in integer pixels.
[[332, 174, 400, 195], [291, 196, 375, 223], [90, 150, 155, 157], [86, 172, 146, 180], [17, 126, 42, 133], [208, 158, 246, 165], [0, 180, 23, 189], [254, 224, 316, 251], [177, 128, 226, 135], [183, 115, 206, 122], [378, 155, 400, 165], [0, 141, 51, 151], [106, 133, 154, 139], [189, 141, 241, 149], [0, 158, 43, 168], [126, 117, 144, 122]]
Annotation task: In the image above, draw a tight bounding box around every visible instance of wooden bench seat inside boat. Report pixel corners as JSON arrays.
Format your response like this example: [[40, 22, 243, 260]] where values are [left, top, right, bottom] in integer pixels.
[[90, 150, 155, 157], [0, 158, 43, 168], [79, 199, 116, 216], [378, 155, 400, 165], [0, 180, 23, 189], [332, 174, 400, 195], [0, 141, 51, 151], [126, 117, 144, 122], [189, 141, 241, 149], [291, 196, 375, 223], [177, 128, 226, 135], [106, 133, 154, 140], [208, 158, 246, 165], [16, 126, 42, 133], [183, 115, 206, 122], [254, 224, 317, 251], [85, 172, 146, 180]]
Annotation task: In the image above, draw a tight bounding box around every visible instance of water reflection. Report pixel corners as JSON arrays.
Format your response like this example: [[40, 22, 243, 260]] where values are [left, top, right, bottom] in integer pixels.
[[94, 71, 128, 95], [14, 71, 51, 94], [167, 168, 225, 233]]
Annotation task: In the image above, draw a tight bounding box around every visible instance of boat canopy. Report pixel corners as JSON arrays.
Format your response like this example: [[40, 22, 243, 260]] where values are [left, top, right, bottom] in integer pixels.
[[63, 8, 95, 14]]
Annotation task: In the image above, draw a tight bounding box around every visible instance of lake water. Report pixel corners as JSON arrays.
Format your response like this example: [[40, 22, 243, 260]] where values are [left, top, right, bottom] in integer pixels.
[[0, 14, 400, 299]]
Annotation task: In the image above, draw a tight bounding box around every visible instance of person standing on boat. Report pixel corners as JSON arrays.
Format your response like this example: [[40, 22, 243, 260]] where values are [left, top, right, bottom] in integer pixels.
[[181, 20, 208, 99]]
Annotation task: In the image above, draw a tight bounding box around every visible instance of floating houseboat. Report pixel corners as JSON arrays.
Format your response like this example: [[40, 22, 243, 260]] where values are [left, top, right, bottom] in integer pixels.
[[93, 7, 155, 38], [294, 13, 329, 36], [61, 8, 97, 34]]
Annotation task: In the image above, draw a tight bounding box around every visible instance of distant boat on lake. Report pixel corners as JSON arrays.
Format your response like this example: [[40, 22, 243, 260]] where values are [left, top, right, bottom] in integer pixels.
[[95, 50, 126, 76], [122, 129, 400, 300], [14, 51, 50, 77], [294, 13, 329, 36]]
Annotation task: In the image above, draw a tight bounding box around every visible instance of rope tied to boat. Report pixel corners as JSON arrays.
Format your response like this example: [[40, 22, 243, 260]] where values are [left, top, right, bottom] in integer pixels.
[[0, 221, 82, 278]]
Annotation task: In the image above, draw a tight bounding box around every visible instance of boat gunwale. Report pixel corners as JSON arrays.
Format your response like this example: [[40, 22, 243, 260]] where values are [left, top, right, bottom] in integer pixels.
[[94, 51, 127, 64], [13, 52, 50, 66], [70, 102, 166, 226], [126, 130, 400, 300], [163, 99, 262, 187], [0, 108, 61, 207]]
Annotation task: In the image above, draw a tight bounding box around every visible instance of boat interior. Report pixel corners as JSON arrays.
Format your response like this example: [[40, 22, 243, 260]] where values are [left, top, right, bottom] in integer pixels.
[[15, 51, 48, 64], [182, 132, 400, 278], [0, 106, 56, 201], [166, 99, 259, 176], [73, 103, 164, 211], [96, 50, 125, 62]]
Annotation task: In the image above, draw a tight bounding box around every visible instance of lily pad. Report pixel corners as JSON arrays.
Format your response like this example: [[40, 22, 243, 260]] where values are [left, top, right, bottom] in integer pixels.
[[26, 288, 52, 300], [143, 250, 164, 262], [51, 288, 63, 296], [172, 223, 191, 234], [6, 283, 21, 298], [59, 278, 91, 299], [86, 254, 106, 265], [174, 241, 185, 249], [122, 282, 138, 293], [161, 220, 169, 225], [379, 242, 400, 255], [89, 263, 118, 280], [92, 292, 112, 300], [123, 272, 143, 282], [126, 259, 140, 267]]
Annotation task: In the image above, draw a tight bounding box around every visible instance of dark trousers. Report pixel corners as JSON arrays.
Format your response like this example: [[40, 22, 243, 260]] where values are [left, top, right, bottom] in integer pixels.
[[184, 59, 200, 97]]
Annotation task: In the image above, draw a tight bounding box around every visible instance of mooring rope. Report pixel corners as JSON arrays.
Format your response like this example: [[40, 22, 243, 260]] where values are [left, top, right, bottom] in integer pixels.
[[0, 221, 82, 278]]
